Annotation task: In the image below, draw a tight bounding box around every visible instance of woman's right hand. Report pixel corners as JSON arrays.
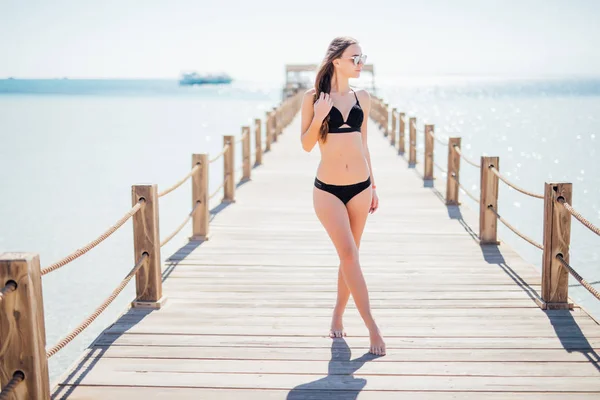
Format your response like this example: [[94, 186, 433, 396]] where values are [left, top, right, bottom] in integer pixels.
[[313, 92, 333, 122]]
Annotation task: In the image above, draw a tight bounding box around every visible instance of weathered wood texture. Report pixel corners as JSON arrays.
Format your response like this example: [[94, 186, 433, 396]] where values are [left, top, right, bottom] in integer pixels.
[[409, 117, 417, 165], [542, 182, 573, 308], [130, 184, 164, 308], [0, 253, 50, 400], [223, 135, 235, 202], [446, 137, 461, 205], [51, 117, 600, 399], [190, 153, 208, 240]]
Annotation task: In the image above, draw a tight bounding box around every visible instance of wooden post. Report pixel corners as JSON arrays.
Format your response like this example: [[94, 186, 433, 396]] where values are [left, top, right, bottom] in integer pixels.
[[424, 124, 435, 180], [384, 103, 389, 136], [479, 156, 500, 245], [278, 107, 284, 135], [381, 102, 387, 137], [242, 126, 251, 181], [278, 107, 283, 135], [540, 183, 573, 309], [381, 103, 385, 136], [370, 98, 376, 121], [131, 184, 166, 308], [190, 154, 209, 241], [409, 117, 417, 165], [370, 98, 375, 121], [446, 138, 461, 205], [271, 107, 278, 142], [377, 101, 382, 128], [0, 253, 50, 400], [254, 118, 262, 165], [398, 112, 406, 154], [279, 107, 283, 135], [390, 108, 397, 146], [265, 111, 272, 151], [223, 135, 235, 202]]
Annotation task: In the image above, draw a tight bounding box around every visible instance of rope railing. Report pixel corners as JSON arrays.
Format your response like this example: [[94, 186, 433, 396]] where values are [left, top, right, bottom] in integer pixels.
[[40, 200, 144, 276], [453, 144, 481, 169], [0, 371, 25, 400], [558, 198, 600, 237], [158, 163, 201, 198], [433, 161, 447, 174], [488, 166, 544, 199], [427, 128, 449, 146], [235, 130, 248, 144], [209, 175, 229, 201], [46, 252, 149, 359], [411, 121, 425, 134], [0, 281, 16, 306], [209, 143, 230, 164], [488, 205, 544, 250], [450, 174, 479, 203], [556, 254, 600, 301], [160, 202, 201, 247]]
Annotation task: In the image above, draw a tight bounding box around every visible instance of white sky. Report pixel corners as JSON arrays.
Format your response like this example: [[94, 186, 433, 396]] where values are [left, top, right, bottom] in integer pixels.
[[1, 0, 599, 81]]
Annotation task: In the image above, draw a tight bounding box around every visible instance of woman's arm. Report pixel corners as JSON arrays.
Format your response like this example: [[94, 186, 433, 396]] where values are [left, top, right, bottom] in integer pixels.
[[359, 89, 375, 188], [300, 88, 322, 152], [360, 90, 379, 213]]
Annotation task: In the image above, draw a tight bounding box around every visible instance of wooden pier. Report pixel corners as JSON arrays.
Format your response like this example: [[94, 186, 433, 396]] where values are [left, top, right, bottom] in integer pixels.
[[1, 90, 599, 399]]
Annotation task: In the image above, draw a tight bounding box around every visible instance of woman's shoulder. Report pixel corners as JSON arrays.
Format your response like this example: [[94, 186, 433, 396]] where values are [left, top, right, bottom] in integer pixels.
[[354, 88, 371, 103], [302, 88, 317, 102]]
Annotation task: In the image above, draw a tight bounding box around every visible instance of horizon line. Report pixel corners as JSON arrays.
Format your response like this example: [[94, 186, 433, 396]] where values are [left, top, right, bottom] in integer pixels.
[[3, 72, 600, 80]]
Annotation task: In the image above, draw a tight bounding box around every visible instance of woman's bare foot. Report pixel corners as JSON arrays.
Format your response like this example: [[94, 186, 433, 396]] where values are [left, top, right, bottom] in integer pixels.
[[329, 314, 346, 338], [369, 326, 386, 355]]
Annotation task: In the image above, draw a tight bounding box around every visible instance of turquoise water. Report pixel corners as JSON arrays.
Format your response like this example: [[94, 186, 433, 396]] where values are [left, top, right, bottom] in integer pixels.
[[1, 77, 599, 382]]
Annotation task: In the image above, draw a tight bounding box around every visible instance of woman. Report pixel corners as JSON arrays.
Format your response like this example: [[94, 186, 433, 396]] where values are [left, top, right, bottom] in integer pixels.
[[300, 36, 385, 356]]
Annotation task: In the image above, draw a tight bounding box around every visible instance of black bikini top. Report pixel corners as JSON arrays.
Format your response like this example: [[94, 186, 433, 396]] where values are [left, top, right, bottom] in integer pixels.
[[328, 90, 364, 133]]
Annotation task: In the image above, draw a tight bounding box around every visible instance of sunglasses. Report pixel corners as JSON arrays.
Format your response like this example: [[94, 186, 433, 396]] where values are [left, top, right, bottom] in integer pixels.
[[342, 54, 367, 66]]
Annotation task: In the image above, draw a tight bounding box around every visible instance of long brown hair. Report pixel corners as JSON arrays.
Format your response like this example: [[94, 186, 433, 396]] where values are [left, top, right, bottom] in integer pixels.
[[314, 36, 358, 143]]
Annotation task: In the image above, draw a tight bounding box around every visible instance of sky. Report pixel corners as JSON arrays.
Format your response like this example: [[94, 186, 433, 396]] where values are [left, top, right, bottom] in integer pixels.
[[1, 0, 599, 81]]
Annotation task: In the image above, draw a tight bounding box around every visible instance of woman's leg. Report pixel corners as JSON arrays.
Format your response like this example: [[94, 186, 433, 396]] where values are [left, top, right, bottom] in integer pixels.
[[345, 187, 386, 355], [313, 186, 385, 355], [330, 190, 371, 338], [330, 267, 350, 338], [312, 188, 354, 338]]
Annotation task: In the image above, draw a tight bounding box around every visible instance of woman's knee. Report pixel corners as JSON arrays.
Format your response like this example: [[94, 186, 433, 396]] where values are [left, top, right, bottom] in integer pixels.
[[337, 243, 359, 264]]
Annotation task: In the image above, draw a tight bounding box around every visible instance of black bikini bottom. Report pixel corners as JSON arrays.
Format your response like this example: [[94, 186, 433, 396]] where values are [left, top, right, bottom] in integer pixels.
[[314, 176, 372, 205]]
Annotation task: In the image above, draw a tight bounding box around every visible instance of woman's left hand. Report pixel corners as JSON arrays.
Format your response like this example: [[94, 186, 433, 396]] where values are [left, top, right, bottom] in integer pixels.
[[370, 189, 379, 214]]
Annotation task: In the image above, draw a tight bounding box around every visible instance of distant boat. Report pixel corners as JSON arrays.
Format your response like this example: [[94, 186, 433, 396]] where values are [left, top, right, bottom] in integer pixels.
[[179, 72, 233, 86]]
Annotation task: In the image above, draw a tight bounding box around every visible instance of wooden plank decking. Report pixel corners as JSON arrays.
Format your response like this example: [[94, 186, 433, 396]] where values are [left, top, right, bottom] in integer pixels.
[[52, 115, 600, 399]]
